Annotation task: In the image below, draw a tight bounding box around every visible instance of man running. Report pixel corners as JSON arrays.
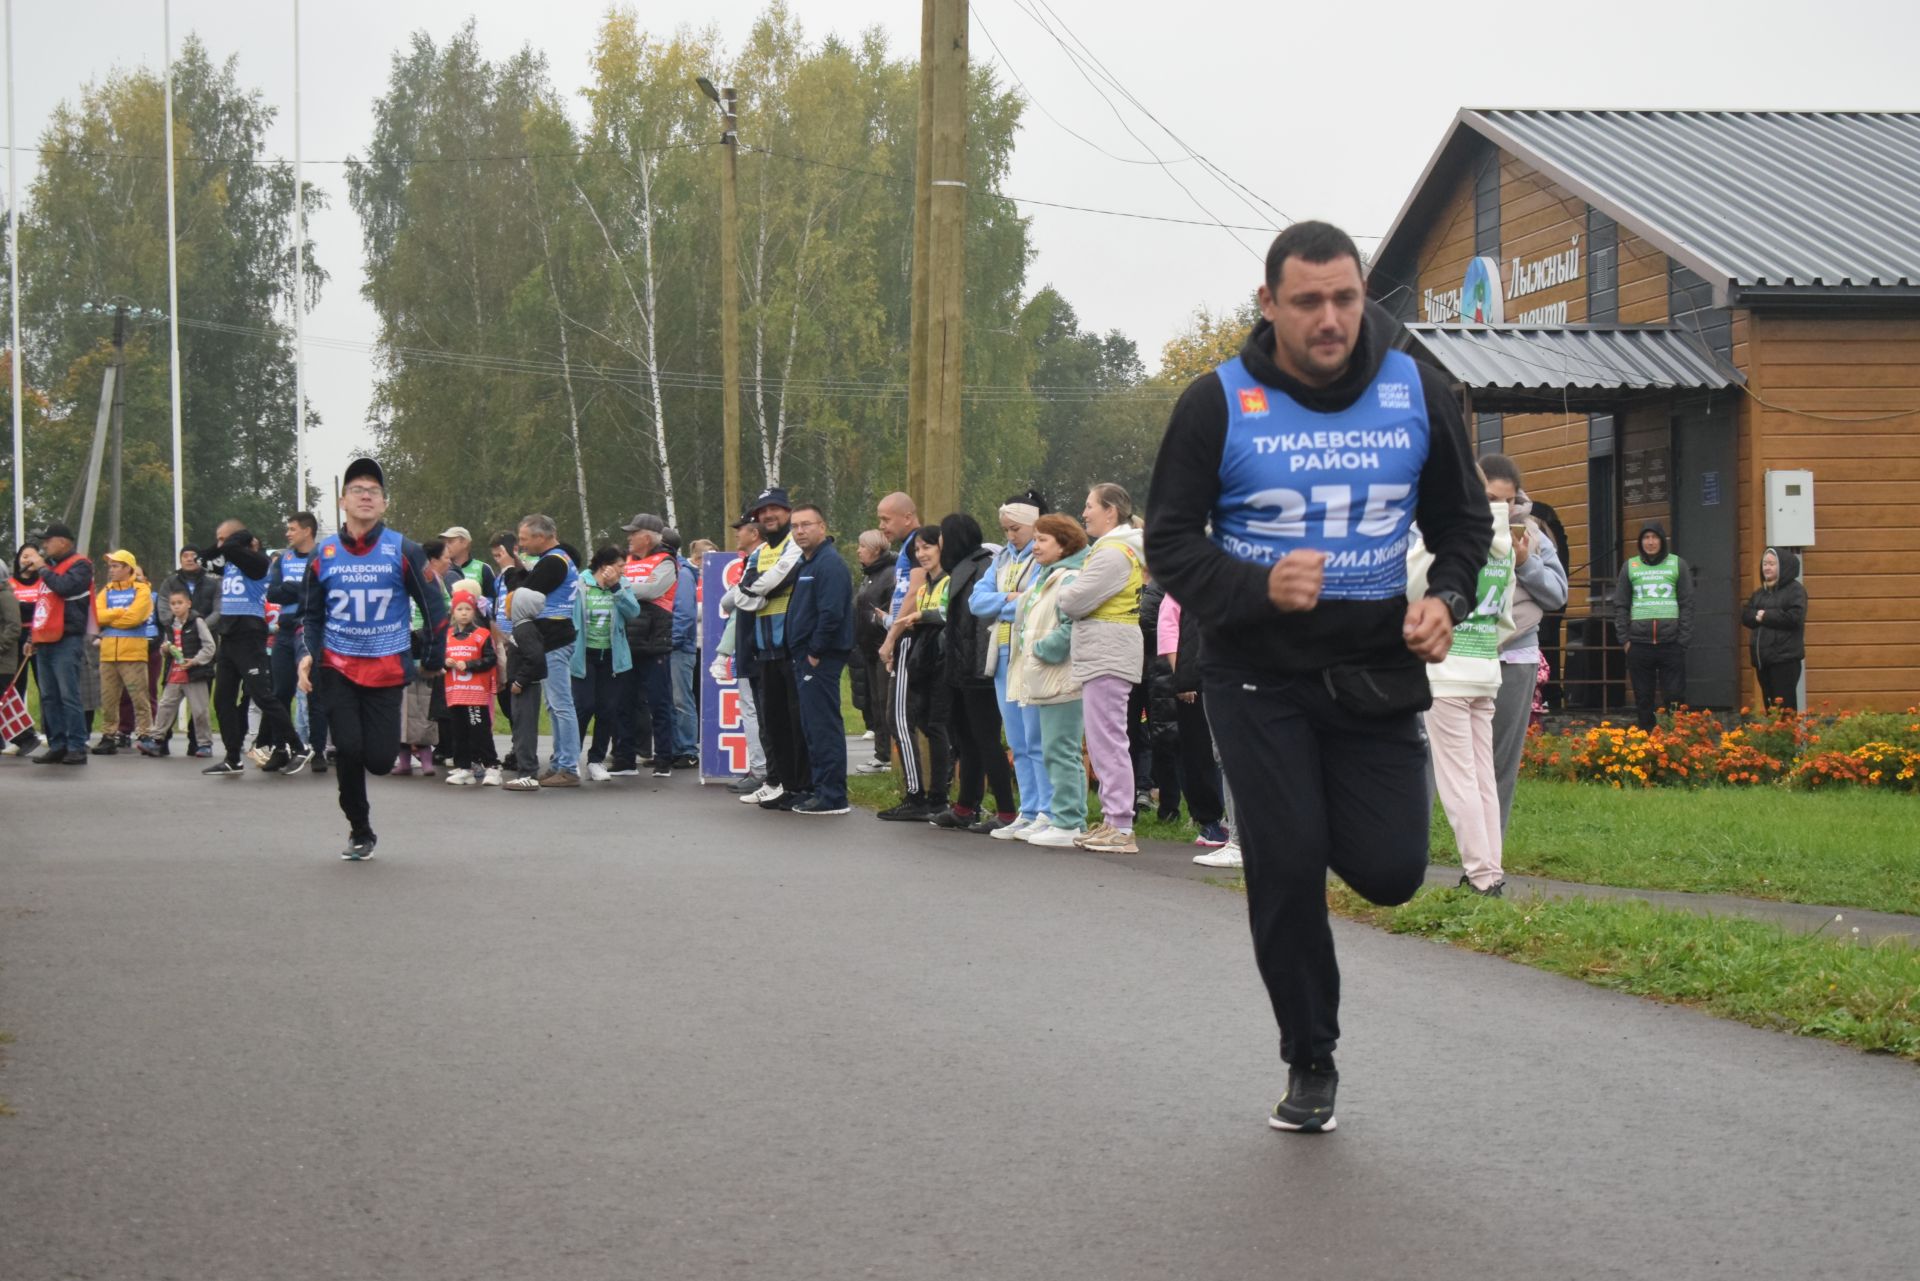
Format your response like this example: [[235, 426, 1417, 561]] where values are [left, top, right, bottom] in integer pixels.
[[1146, 221, 1490, 1133], [203, 518, 310, 777], [298, 458, 448, 860]]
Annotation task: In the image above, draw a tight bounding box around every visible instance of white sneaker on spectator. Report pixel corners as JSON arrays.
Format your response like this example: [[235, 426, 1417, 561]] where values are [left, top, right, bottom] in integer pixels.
[[586, 761, 612, 782], [1026, 824, 1084, 848], [862, 730, 875, 740], [989, 816, 1033, 841], [1014, 815, 1051, 842], [444, 768, 475, 786], [744, 782, 784, 805], [1193, 843, 1243, 869], [481, 767, 504, 787]]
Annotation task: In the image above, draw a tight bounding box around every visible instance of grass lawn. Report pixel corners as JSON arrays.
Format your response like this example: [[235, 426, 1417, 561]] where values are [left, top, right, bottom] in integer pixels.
[[1330, 885, 1920, 1062], [1433, 781, 1920, 917]]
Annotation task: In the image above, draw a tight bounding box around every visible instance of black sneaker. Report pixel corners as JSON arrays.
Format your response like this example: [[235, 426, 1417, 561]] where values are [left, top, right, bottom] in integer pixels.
[[31, 747, 70, 765], [114, 732, 133, 749], [341, 832, 378, 861], [608, 759, 641, 777], [1457, 875, 1507, 898], [262, 747, 291, 774], [928, 807, 975, 829], [651, 762, 673, 779], [1270, 1064, 1338, 1133], [203, 759, 244, 777], [672, 754, 698, 770], [728, 772, 763, 794], [13, 730, 41, 755], [89, 737, 119, 756], [762, 789, 806, 811], [279, 748, 313, 777], [312, 754, 329, 774], [792, 796, 850, 815], [878, 796, 933, 822], [967, 815, 1010, 836]]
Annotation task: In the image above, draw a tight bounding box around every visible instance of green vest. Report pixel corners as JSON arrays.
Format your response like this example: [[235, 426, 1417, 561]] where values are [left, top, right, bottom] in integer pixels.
[[1449, 553, 1514, 661], [582, 583, 616, 650], [1627, 557, 1681, 621]]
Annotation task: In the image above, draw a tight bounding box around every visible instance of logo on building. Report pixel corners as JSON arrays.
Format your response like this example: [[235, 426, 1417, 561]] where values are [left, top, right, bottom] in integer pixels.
[[1461, 256, 1504, 324], [1238, 386, 1270, 417]]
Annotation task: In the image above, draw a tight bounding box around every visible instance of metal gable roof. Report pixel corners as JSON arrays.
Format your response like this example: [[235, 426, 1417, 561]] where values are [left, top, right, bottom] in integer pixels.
[[1469, 110, 1920, 292], [1403, 324, 1742, 409]]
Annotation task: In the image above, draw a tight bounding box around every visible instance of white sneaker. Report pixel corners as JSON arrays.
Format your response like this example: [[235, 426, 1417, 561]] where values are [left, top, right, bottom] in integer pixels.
[[1014, 815, 1051, 842], [1193, 843, 1243, 869], [744, 782, 784, 805], [862, 730, 875, 740], [989, 816, 1033, 841], [481, 767, 504, 787], [1027, 824, 1084, 848], [444, 768, 476, 786], [586, 761, 612, 782]]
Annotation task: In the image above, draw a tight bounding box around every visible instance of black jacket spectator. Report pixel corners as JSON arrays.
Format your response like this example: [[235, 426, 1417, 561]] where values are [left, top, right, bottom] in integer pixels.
[[939, 546, 997, 690], [854, 553, 896, 660], [786, 537, 854, 662], [1742, 547, 1807, 667]]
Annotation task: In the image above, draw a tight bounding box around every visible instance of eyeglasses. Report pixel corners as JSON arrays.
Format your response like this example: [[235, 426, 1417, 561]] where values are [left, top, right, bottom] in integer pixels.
[[344, 485, 383, 498]]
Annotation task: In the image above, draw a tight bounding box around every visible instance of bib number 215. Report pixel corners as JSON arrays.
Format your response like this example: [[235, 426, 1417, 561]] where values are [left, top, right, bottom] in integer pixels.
[[1244, 483, 1411, 539]]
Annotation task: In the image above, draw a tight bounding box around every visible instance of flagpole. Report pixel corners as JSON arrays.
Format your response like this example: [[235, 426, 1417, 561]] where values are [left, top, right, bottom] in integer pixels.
[[162, 0, 185, 553], [7, 0, 24, 547], [291, 0, 305, 514]]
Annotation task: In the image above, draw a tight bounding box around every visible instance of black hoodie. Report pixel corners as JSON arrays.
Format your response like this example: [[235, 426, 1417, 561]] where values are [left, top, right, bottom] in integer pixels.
[[1614, 522, 1694, 647], [1144, 299, 1491, 678], [1741, 546, 1806, 666]]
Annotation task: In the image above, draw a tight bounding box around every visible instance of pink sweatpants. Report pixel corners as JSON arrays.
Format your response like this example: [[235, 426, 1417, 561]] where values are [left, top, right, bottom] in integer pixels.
[[1427, 695, 1504, 890], [1081, 674, 1136, 833]]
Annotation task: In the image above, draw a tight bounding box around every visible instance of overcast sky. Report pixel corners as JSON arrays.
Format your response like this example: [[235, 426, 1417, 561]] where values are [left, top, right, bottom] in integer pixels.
[[7, 0, 1918, 499]]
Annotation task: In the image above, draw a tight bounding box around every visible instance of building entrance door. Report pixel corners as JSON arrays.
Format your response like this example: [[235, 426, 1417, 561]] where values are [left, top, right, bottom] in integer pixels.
[[1672, 395, 1738, 709]]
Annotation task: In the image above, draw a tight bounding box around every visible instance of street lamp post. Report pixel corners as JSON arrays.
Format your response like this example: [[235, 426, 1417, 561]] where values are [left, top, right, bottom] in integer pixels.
[[698, 75, 743, 522]]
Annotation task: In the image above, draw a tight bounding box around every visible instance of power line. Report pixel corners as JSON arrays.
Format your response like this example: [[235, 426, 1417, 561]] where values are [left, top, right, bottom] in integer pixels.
[[11, 140, 715, 168]]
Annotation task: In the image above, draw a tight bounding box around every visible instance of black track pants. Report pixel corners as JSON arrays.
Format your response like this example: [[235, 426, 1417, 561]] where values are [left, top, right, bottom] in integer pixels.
[[318, 668, 403, 838]]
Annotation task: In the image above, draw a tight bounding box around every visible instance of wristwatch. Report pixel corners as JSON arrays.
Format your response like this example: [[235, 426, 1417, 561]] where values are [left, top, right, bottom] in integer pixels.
[[1429, 590, 1472, 624]]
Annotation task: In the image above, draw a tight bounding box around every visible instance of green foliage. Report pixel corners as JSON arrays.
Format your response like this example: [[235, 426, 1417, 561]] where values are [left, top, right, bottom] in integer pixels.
[[1331, 885, 1920, 1062], [18, 37, 324, 564]]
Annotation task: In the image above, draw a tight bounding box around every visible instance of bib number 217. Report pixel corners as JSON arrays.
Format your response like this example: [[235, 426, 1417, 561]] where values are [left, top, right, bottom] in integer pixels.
[[328, 587, 395, 623]]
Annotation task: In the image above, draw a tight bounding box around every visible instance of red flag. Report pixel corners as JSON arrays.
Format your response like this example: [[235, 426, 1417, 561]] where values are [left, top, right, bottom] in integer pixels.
[[0, 684, 32, 743]]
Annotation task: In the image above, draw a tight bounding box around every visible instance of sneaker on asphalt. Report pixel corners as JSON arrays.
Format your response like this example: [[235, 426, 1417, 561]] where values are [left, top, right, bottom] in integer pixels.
[[540, 770, 581, 788], [203, 759, 243, 777], [1270, 1064, 1338, 1133], [969, 815, 1013, 836], [1083, 827, 1139, 854], [60, 752, 88, 765], [504, 775, 542, 792], [989, 816, 1033, 841], [247, 745, 274, 768], [444, 768, 476, 786], [672, 754, 698, 769], [792, 796, 851, 815], [1193, 843, 1244, 869], [1194, 822, 1230, 849], [1072, 823, 1117, 849], [744, 782, 783, 805], [878, 797, 934, 822], [586, 761, 612, 782], [861, 730, 875, 740], [279, 748, 313, 777], [135, 736, 162, 758], [728, 772, 764, 794], [89, 737, 119, 756], [29, 748, 69, 765], [1014, 815, 1053, 842], [928, 807, 975, 829], [481, 766, 504, 787], [1027, 824, 1084, 848], [608, 759, 640, 777], [341, 832, 378, 862], [190, 744, 213, 759], [312, 754, 328, 774], [761, 789, 805, 811], [651, 763, 673, 778]]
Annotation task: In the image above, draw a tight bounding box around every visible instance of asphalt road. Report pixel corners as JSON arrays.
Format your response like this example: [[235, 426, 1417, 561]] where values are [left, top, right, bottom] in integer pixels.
[[2, 751, 1916, 1280]]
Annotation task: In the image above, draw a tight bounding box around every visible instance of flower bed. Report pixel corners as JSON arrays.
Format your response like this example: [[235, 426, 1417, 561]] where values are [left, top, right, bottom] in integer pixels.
[[1521, 706, 1920, 792]]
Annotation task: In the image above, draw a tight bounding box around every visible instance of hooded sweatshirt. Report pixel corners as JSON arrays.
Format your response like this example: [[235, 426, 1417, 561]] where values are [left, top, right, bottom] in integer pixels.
[[1144, 300, 1491, 679], [1741, 547, 1806, 667], [1614, 522, 1693, 647], [1408, 503, 1516, 698], [1056, 522, 1148, 684]]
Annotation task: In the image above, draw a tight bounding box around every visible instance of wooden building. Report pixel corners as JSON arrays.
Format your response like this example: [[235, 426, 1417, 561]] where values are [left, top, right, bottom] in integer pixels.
[[1369, 110, 1920, 712]]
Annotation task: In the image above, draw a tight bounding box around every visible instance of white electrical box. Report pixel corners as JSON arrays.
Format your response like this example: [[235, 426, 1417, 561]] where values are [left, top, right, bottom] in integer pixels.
[[1765, 470, 1815, 547]]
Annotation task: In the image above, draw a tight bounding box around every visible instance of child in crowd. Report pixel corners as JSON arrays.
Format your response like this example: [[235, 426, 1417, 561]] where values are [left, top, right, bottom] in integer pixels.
[[146, 588, 216, 756], [441, 584, 502, 786], [503, 587, 547, 792]]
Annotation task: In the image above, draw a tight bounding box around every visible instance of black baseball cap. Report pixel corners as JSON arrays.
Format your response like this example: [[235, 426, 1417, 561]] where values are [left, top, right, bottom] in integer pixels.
[[343, 457, 385, 489]]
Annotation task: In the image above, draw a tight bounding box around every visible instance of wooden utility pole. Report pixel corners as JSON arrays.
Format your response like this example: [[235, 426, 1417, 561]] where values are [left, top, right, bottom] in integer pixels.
[[911, 0, 967, 519], [717, 85, 744, 522], [905, 0, 935, 507], [107, 306, 128, 550]]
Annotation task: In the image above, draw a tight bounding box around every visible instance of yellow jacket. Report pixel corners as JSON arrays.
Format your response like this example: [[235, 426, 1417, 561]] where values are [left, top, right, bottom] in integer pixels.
[[95, 579, 155, 662]]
